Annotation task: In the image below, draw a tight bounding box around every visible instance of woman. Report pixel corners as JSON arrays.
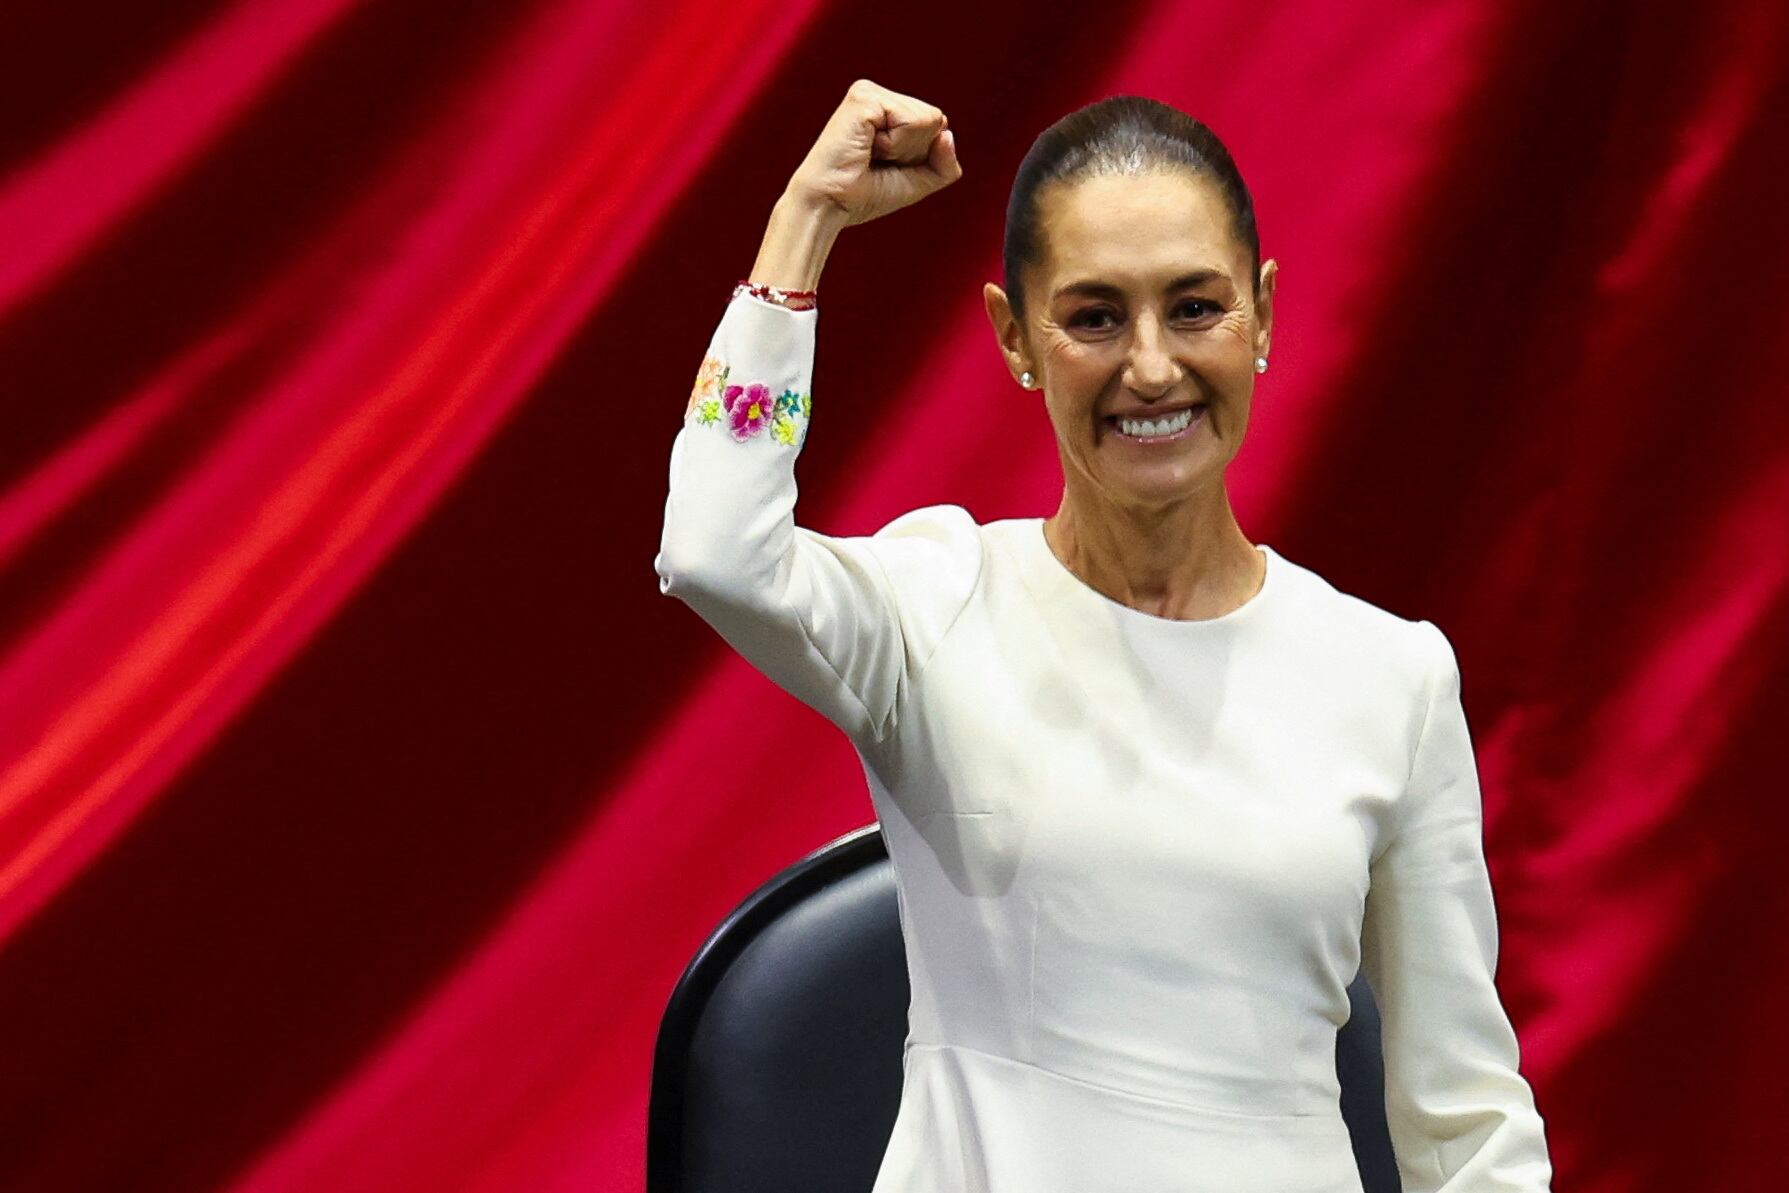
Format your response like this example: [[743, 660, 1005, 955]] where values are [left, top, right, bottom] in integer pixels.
[[655, 79, 1554, 1193]]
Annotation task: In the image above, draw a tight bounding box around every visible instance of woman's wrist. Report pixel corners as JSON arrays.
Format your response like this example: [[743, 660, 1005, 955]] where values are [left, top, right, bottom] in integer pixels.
[[734, 279, 817, 310], [748, 189, 847, 294]]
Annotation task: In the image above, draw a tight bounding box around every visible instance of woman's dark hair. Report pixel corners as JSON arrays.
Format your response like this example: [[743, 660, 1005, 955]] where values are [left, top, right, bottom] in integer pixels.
[[1002, 95, 1260, 323]]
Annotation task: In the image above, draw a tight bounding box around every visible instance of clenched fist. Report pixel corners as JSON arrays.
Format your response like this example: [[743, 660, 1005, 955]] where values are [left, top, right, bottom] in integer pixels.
[[786, 79, 962, 227]]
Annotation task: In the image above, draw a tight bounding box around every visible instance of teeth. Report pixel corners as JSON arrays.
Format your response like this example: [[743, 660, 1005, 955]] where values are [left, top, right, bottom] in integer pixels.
[[1117, 407, 1197, 438]]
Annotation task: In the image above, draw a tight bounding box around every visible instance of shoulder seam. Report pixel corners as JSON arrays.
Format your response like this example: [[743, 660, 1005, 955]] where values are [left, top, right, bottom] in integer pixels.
[[911, 511, 986, 682], [867, 506, 986, 748], [1393, 620, 1449, 842], [781, 533, 885, 745]]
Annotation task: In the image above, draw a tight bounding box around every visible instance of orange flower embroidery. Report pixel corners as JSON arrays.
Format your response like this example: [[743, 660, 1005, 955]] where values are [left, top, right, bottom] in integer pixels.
[[687, 354, 728, 418]]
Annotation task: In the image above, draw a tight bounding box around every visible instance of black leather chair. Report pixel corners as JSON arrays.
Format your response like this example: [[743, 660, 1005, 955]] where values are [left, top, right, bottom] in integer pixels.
[[648, 823, 1402, 1193]]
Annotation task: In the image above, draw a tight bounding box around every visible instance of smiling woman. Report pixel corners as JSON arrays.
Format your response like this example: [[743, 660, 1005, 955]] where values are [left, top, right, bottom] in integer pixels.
[[981, 99, 1276, 622], [655, 80, 1555, 1193]]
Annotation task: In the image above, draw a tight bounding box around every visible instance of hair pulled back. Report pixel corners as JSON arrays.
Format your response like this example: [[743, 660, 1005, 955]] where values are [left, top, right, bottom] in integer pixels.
[[1002, 95, 1260, 324]]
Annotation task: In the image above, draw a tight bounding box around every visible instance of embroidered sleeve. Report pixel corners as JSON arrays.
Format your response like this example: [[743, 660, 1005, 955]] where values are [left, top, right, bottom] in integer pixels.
[[1360, 620, 1556, 1192], [654, 289, 981, 749], [685, 349, 812, 445]]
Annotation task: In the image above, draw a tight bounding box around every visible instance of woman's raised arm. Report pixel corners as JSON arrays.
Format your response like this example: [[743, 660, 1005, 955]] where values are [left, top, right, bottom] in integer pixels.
[[653, 81, 971, 750]]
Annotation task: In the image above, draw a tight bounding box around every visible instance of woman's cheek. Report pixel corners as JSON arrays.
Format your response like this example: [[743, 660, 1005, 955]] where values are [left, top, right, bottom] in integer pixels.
[[1214, 312, 1257, 350], [1044, 335, 1104, 374]]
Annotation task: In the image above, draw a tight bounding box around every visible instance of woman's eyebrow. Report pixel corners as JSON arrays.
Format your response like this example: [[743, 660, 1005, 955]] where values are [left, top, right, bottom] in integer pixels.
[[1052, 268, 1226, 301]]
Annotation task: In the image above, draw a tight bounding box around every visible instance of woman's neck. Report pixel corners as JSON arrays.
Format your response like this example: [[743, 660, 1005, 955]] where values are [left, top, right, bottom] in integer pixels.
[[1043, 489, 1264, 621]]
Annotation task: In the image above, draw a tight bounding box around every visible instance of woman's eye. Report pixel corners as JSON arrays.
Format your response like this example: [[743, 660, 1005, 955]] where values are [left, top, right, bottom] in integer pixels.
[[1071, 301, 1217, 329]]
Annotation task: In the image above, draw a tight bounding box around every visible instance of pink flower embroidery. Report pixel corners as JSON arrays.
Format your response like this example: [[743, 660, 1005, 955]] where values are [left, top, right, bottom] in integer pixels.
[[723, 382, 775, 441]]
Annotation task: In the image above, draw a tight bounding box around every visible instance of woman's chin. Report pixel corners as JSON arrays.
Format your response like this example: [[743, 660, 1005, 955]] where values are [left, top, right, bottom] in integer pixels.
[[1096, 458, 1225, 508]]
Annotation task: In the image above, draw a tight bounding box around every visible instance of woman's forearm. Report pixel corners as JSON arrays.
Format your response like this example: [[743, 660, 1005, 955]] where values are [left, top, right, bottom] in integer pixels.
[[749, 189, 849, 292]]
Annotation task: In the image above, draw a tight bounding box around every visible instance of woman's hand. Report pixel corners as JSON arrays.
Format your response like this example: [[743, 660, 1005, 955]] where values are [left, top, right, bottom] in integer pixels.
[[747, 80, 958, 292], [786, 79, 961, 227]]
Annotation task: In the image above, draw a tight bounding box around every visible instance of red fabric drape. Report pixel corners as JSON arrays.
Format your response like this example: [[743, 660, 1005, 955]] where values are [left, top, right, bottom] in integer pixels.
[[2, 1, 1785, 1189]]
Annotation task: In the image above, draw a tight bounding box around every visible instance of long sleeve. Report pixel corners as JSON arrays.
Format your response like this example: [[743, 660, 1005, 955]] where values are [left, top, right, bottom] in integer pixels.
[[1360, 620, 1555, 1192], [653, 288, 983, 750]]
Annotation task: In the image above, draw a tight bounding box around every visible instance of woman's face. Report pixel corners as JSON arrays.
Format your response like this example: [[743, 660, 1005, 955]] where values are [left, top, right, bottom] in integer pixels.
[[983, 170, 1276, 516]]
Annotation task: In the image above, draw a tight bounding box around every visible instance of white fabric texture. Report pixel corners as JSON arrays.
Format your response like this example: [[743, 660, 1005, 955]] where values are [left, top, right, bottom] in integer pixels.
[[654, 290, 1555, 1193]]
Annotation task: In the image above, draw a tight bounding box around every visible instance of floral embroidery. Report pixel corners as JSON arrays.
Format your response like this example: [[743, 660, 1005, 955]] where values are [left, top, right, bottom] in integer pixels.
[[685, 354, 809, 445], [723, 382, 772, 439], [771, 389, 803, 444], [687, 354, 728, 418]]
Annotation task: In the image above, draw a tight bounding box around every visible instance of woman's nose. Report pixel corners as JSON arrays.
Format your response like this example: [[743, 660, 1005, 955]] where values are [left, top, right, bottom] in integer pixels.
[[1124, 313, 1180, 393]]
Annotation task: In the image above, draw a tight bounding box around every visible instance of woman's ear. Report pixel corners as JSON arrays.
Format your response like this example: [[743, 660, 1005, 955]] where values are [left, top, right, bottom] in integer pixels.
[[983, 281, 1031, 384], [1254, 258, 1278, 361]]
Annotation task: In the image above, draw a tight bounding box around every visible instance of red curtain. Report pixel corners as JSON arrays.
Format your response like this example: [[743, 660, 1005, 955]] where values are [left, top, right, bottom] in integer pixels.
[[2, 0, 1786, 1189]]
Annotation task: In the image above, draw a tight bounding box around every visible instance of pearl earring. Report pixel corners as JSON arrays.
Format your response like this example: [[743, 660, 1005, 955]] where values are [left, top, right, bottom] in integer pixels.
[[1254, 356, 1268, 374], [1020, 371, 1034, 388]]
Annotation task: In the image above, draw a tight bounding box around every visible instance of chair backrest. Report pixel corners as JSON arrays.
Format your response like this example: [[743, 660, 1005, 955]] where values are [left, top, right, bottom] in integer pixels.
[[649, 823, 1402, 1193]]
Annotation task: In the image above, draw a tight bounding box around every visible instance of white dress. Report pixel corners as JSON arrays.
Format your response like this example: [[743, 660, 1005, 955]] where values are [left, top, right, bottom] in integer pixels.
[[654, 289, 1555, 1193]]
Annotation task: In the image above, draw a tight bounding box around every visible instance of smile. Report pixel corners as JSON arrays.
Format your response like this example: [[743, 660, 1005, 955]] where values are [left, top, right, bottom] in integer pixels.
[[1107, 405, 1204, 443]]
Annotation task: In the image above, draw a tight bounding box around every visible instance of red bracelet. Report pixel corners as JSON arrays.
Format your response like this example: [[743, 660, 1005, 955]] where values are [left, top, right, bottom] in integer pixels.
[[735, 278, 818, 310]]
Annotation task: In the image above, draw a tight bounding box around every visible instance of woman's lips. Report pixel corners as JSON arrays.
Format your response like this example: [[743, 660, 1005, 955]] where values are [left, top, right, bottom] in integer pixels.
[[1105, 404, 1205, 444]]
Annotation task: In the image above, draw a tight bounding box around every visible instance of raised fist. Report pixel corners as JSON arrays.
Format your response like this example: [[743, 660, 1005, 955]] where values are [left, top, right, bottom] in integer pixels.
[[784, 79, 962, 227]]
